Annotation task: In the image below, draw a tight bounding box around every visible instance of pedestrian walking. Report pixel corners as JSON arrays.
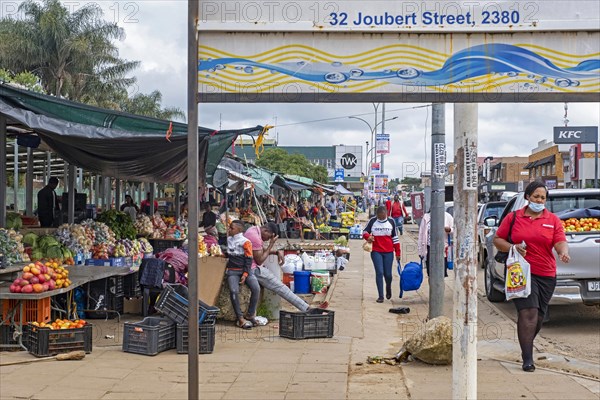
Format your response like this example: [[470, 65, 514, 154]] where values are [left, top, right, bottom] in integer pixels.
[[389, 195, 409, 235], [363, 206, 401, 303], [493, 181, 570, 372], [417, 210, 454, 277]]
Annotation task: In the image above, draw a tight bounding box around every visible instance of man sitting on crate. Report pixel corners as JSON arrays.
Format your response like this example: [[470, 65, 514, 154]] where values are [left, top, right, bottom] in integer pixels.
[[244, 222, 324, 314]]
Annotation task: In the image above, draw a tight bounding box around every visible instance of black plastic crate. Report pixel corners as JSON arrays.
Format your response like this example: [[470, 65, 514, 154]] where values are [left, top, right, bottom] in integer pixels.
[[155, 284, 219, 325], [279, 310, 335, 340], [149, 239, 183, 255], [123, 271, 141, 297], [0, 324, 26, 348], [27, 323, 92, 357], [86, 277, 124, 319], [176, 321, 216, 354], [122, 317, 176, 356]]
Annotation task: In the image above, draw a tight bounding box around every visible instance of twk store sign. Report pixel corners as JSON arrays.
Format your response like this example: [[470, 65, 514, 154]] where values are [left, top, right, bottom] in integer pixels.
[[196, 0, 599, 103], [335, 146, 362, 179]]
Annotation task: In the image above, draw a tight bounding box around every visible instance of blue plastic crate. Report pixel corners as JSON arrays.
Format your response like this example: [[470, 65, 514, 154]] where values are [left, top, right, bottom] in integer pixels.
[[85, 258, 111, 267], [349, 234, 362, 240], [110, 257, 125, 267], [74, 253, 85, 265]]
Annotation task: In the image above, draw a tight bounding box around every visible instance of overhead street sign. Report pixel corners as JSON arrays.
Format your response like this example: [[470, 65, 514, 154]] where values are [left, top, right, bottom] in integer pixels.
[[553, 126, 599, 144]]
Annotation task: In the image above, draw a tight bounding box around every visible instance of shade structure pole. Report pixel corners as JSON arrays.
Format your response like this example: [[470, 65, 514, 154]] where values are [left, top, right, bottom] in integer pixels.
[[13, 140, 19, 212], [68, 164, 76, 224], [26, 148, 34, 217], [187, 0, 200, 398], [0, 116, 6, 227]]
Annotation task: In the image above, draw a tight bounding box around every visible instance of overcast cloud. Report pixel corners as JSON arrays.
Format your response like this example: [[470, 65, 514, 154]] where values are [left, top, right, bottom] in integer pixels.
[[5, 1, 599, 179]]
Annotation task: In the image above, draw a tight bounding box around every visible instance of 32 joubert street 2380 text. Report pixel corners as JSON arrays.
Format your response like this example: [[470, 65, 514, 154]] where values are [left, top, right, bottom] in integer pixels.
[[329, 10, 522, 27]]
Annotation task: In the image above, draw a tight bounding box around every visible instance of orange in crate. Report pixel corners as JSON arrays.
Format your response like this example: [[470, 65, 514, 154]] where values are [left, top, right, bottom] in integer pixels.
[[1, 298, 51, 324]]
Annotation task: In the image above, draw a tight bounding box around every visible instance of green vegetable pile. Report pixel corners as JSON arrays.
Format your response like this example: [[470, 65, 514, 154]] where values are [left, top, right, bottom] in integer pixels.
[[6, 213, 22, 230], [0, 229, 23, 266], [97, 210, 137, 240], [334, 235, 348, 247]]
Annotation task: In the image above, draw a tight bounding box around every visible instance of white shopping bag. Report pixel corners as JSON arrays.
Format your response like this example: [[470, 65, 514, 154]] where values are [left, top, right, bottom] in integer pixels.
[[504, 246, 531, 301]]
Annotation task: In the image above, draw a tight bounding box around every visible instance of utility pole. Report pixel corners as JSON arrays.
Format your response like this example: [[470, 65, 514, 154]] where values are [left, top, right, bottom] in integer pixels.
[[453, 103, 479, 400], [381, 103, 386, 174], [429, 103, 446, 319]]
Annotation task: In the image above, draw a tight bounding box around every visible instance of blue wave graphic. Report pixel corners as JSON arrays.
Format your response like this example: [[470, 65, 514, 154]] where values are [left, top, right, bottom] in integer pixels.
[[199, 44, 600, 88]]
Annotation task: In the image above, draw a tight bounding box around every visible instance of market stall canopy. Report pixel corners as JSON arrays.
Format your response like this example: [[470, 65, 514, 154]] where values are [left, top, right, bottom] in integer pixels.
[[335, 185, 354, 195], [0, 83, 263, 183]]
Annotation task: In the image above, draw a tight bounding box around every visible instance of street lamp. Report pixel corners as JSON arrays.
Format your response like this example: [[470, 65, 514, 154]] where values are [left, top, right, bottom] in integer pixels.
[[349, 115, 398, 175]]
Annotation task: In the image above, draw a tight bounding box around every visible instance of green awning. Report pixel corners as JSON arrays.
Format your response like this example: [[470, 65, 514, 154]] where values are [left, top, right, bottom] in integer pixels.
[[0, 83, 262, 183]]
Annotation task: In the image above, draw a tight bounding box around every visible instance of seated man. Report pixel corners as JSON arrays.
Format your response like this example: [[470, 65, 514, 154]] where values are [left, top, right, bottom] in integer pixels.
[[244, 222, 323, 313], [225, 220, 261, 329]]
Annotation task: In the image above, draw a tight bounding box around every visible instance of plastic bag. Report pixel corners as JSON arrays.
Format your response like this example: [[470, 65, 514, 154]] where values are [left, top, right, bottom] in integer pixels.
[[301, 252, 315, 270], [505, 246, 531, 300], [363, 241, 373, 252], [282, 254, 303, 274]]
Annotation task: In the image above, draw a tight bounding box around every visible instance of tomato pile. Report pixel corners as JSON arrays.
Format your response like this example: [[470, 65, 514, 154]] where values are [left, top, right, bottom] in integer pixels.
[[561, 217, 600, 233]]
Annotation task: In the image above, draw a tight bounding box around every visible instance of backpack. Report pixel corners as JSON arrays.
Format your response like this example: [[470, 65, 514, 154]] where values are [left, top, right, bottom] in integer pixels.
[[397, 260, 424, 298]]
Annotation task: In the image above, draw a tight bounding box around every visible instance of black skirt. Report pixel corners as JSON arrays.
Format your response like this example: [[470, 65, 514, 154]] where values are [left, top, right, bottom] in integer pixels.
[[513, 274, 557, 317]]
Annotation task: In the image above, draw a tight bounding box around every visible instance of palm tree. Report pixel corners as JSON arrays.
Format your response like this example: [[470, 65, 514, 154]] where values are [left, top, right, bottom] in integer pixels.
[[0, 0, 139, 100], [120, 90, 186, 122]]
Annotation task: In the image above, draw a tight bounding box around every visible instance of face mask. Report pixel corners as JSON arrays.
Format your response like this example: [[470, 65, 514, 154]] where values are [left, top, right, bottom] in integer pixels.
[[528, 202, 545, 213]]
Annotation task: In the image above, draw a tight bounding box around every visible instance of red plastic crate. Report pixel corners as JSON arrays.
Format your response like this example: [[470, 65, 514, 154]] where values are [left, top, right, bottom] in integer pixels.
[[1, 298, 51, 324]]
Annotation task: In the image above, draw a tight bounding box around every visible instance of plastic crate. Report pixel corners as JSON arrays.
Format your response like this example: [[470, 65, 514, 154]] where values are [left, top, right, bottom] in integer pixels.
[[1, 298, 51, 324], [176, 321, 216, 354], [27, 323, 92, 357], [123, 271, 141, 297], [328, 221, 341, 228], [110, 257, 125, 267], [0, 324, 22, 346], [122, 317, 176, 356], [279, 310, 335, 340], [155, 284, 219, 325], [85, 258, 112, 266], [349, 234, 362, 240], [85, 277, 124, 319], [150, 239, 183, 254], [123, 257, 133, 268]]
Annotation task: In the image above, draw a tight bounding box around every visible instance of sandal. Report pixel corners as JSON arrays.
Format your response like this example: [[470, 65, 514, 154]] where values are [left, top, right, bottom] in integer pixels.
[[236, 320, 253, 329], [244, 315, 260, 327]]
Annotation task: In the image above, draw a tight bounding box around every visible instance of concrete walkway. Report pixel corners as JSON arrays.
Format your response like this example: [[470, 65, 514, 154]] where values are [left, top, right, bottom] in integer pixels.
[[1, 227, 599, 400]]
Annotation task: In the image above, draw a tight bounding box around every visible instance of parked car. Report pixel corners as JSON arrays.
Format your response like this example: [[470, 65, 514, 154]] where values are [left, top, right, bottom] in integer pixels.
[[477, 201, 508, 268], [484, 189, 600, 305]]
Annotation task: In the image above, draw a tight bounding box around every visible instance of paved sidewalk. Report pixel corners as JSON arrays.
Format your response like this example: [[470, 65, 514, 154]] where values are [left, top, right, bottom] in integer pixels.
[[1, 227, 599, 399]]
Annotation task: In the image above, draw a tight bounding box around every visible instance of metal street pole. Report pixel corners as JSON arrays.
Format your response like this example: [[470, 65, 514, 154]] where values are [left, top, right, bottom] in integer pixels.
[[429, 103, 446, 319], [14, 140, 18, 212], [594, 141, 598, 189], [26, 148, 33, 217], [373, 103, 379, 171], [68, 164, 76, 224], [187, 0, 200, 398], [381, 103, 385, 174], [0, 116, 6, 227], [453, 103, 479, 400]]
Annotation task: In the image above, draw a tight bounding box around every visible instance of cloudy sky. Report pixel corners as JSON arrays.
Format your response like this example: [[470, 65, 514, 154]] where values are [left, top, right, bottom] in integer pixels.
[[8, 1, 600, 179]]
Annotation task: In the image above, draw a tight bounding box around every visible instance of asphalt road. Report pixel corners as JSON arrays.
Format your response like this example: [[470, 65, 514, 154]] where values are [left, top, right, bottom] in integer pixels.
[[478, 277, 600, 363]]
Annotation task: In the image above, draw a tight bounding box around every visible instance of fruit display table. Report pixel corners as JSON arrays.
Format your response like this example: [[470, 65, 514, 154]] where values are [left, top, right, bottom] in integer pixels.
[[0, 265, 134, 350]]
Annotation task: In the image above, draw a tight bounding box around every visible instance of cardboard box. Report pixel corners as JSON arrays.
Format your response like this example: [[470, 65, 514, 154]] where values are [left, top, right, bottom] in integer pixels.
[[197, 256, 227, 306], [123, 297, 143, 315]]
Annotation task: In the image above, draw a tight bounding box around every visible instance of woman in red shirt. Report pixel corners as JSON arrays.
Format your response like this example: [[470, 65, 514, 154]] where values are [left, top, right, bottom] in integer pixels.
[[363, 206, 401, 303], [493, 181, 570, 372]]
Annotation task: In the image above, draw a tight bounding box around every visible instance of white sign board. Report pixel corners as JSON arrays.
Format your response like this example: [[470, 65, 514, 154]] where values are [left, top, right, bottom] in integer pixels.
[[376, 134, 390, 154], [433, 143, 447, 178], [197, 0, 600, 102]]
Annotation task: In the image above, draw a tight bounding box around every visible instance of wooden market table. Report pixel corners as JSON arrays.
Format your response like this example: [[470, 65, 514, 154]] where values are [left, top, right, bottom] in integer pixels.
[[0, 265, 135, 350]]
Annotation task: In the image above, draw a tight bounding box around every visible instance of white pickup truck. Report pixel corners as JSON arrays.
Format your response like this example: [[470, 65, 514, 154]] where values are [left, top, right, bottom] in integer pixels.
[[484, 189, 600, 306]]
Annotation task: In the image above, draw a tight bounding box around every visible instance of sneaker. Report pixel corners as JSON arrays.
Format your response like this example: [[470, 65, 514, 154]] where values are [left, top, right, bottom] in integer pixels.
[[376, 298, 384, 303]]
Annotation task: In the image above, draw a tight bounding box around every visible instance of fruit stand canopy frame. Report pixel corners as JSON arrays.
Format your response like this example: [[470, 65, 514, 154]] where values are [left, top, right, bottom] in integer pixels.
[[0, 84, 263, 183]]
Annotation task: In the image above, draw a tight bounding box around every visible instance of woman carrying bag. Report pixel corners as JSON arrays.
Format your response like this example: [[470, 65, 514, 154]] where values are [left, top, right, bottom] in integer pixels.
[[493, 181, 570, 372], [363, 206, 401, 303]]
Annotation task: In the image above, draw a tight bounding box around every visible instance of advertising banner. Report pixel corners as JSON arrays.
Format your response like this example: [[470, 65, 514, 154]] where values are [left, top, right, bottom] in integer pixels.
[[197, 1, 600, 102], [374, 174, 389, 194], [376, 134, 390, 154], [334, 168, 345, 182], [371, 162, 381, 173]]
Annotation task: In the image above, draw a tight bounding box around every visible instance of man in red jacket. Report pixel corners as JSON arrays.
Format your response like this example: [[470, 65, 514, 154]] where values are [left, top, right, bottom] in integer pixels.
[[385, 197, 392, 216], [389, 195, 409, 235]]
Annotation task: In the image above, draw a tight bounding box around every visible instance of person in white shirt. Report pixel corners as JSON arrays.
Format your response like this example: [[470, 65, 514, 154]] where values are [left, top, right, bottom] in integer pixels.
[[417, 210, 454, 277]]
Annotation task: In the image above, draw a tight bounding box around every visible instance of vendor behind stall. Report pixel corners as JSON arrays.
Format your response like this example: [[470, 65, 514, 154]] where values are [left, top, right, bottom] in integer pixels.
[[200, 202, 218, 237], [120, 195, 139, 221]]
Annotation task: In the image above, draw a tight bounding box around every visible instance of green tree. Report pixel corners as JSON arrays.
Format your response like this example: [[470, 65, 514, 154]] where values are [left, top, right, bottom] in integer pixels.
[[120, 90, 185, 121], [388, 178, 400, 192], [0, 0, 138, 101], [0, 69, 44, 92], [401, 177, 422, 186], [256, 148, 329, 184]]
